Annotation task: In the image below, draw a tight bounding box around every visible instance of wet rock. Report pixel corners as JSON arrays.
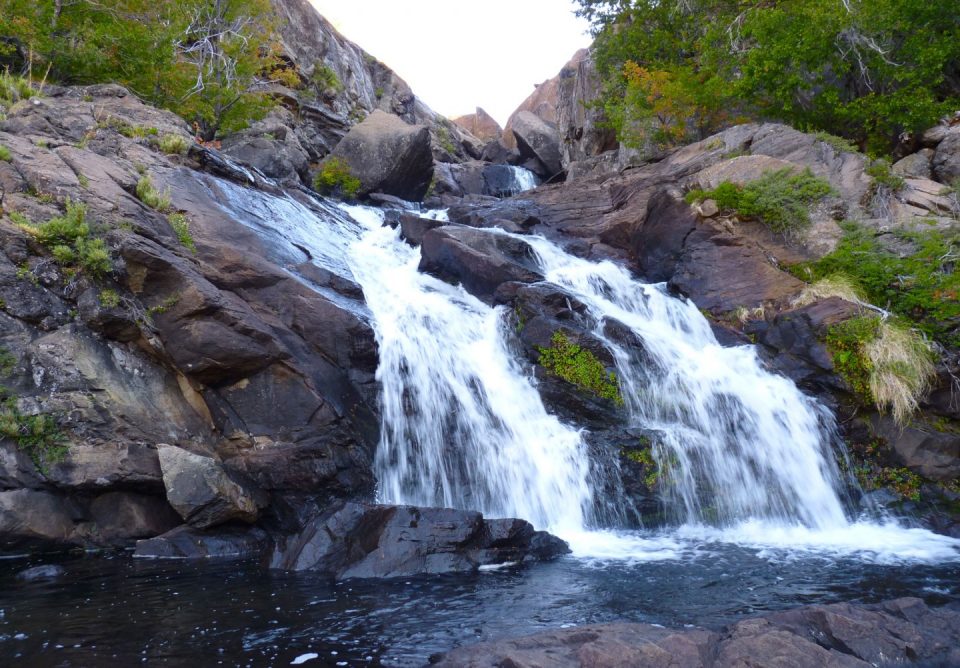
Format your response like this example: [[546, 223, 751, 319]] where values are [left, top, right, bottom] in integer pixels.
[[133, 524, 272, 559], [869, 415, 960, 481], [433, 598, 960, 667], [511, 111, 563, 178], [17, 565, 66, 581], [326, 110, 433, 201], [221, 136, 309, 183], [157, 445, 267, 529], [398, 213, 444, 246], [270, 502, 570, 575], [419, 225, 543, 301]]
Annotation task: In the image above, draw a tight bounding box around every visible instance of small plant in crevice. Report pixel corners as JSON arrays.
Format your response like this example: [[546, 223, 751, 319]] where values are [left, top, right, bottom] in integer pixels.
[[0, 393, 67, 474], [0, 144, 11, 162], [167, 213, 196, 252], [538, 330, 623, 405], [99, 288, 121, 308], [313, 158, 361, 199], [685, 168, 834, 237], [158, 134, 191, 156], [23, 200, 113, 278], [136, 175, 171, 212], [0, 346, 16, 375], [812, 131, 859, 155]]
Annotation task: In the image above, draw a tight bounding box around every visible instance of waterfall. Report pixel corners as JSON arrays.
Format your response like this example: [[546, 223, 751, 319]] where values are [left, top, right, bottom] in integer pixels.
[[337, 205, 960, 562]]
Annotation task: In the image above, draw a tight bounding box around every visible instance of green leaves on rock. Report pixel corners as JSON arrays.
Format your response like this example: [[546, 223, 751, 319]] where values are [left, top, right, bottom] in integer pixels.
[[538, 331, 623, 405]]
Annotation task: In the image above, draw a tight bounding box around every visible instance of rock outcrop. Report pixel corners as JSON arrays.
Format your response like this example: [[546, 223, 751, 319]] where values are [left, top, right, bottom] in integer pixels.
[[453, 107, 503, 143], [510, 111, 564, 179], [434, 598, 960, 667], [324, 109, 433, 201]]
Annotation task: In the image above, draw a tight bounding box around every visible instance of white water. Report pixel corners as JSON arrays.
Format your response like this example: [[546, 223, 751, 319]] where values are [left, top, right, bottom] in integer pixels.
[[503, 166, 539, 195], [336, 204, 960, 564]]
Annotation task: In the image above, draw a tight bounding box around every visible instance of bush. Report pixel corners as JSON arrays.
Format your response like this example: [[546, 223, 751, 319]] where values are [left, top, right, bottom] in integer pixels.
[[0, 395, 67, 474], [158, 133, 191, 155], [313, 158, 361, 199], [136, 175, 171, 212], [30, 200, 113, 278], [686, 168, 834, 236], [538, 331, 623, 405], [0, 69, 37, 106]]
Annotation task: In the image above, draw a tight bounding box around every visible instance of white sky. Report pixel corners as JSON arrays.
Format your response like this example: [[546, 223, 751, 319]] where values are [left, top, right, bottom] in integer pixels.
[[309, 0, 592, 127]]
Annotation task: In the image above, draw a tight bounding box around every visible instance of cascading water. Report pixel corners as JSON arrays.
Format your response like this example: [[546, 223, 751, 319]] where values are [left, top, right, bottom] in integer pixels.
[[338, 204, 960, 563]]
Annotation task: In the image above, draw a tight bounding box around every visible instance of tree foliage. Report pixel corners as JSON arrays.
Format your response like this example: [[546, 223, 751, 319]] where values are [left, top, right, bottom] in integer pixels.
[[0, 0, 283, 138], [576, 0, 960, 154]]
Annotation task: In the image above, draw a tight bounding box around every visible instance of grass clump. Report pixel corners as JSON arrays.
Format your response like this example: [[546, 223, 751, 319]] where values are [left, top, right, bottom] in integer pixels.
[[136, 175, 171, 212], [311, 63, 343, 95], [865, 159, 906, 193], [793, 274, 866, 308], [826, 316, 936, 425], [313, 157, 361, 199], [168, 213, 196, 252], [812, 131, 859, 154], [793, 224, 959, 347], [0, 394, 67, 474], [0, 70, 37, 106], [30, 200, 112, 278], [0, 144, 11, 162], [99, 288, 120, 308], [158, 133, 191, 155], [538, 331, 623, 405], [685, 168, 833, 236]]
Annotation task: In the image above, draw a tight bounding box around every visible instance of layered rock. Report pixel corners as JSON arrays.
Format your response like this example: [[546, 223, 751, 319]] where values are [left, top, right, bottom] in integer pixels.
[[434, 598, 960, 667]]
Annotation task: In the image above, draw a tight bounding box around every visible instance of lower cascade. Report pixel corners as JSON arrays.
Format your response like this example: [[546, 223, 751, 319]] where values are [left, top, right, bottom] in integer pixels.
[[343, 204, 960, 563]]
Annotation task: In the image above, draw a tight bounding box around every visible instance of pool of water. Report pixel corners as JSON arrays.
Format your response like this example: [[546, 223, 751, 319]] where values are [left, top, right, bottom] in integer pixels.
[[2, 539, 958, 667]]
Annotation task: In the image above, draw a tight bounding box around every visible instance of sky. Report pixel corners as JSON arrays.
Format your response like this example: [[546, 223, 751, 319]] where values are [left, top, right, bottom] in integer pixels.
[[309, 0, 593, 127]]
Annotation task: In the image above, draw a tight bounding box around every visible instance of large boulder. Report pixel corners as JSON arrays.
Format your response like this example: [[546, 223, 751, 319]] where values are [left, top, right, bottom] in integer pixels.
[[511, 110, 563, 178], [452, 107, 502, 143], [270, 502, 570, 575], [418, 225, 543, 301], [220, 136, 309, 183], [932, 128, 960, 185], [326, 109, 433, 201], [157, 445, 266, 529], [435, 598, 960, 668]]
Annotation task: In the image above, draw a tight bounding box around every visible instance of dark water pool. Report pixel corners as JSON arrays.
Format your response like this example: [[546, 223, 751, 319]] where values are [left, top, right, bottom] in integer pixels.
[[1, 546, 958, 667]]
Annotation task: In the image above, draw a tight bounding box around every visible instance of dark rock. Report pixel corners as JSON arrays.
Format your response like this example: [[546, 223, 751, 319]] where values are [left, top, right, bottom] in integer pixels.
[[932, 129, 960, 184], [76, 288, 140, 342], [133, 524, 272, 560], [480, 139, 521, 165], [366, 192, 419, 210], [221, 136, 309, 183], [327, 110, 433, 201], [398, 213, 444, 246], [433, 598, 960, 667], [511, 111, 563, 178], [419, 225, 543, 301], [17, 565, 66, 581], [157, 445, 267, 529], [270, 502, 569, 575], [869, 414, 960, 481]]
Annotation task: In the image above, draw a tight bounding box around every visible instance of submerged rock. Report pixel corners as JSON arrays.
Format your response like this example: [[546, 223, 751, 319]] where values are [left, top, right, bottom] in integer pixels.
[[270, 502, 570, 576], [16, 564, 66, 581], [433, 598, 960, 667]]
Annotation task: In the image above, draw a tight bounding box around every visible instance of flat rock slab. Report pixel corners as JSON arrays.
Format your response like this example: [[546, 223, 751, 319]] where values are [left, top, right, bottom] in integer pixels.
[[270, 502, 570, 576], [433, 597, 960, 667]]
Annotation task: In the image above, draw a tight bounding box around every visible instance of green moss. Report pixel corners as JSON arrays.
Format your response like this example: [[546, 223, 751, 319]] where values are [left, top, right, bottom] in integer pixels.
[[854, 464, 923, 502], [793, 223, 959, 347], [825, 315, 880, 402], [435, 125, 457, 154], [313, 158, 361, 199], [538, 331, 623, 405], [622, 445, 660, 487], [77, 172, 90, 188], [0, 144, 11, 162], [0, 347, 15, 376], [136, 175, 171, 212], [685, 168, 834, 236], [0, 395, 66, 474]]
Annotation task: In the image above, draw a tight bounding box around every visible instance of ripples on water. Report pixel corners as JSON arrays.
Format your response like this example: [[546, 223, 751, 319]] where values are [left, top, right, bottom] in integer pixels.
[[1, 545, 958, 667]]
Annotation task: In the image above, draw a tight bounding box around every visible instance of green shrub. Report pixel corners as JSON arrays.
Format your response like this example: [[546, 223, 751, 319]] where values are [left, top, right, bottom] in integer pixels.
[[865, 159, 906, 192], [0, 396, 67, 474], [168, 213, 196, 252], [136, 175, 171, 212], [812, 131, 860, 154], [311, 63, 343, 95], [0, 144, 11, 162], [538, 331, 623, 405], [158, 133, 191, 155], [99, 288, 121, 308], [0, 70, 36, 106], [31, 200, 113, 278], [686, 168, 834, 236], [313, 158, 361, 199]]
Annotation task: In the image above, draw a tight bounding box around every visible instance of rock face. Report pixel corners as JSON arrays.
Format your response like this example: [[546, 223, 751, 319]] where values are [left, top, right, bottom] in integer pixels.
[[157, 445, 266, 529], [510, 110, 563, 178], [453, 107, 503, 143], [270, 502, 570, 575], [434, 598, 960, 667], [502, 73, 562, 151], [557, 48, 619, 177], [932, 128, 960, 184], [327, 110, 433, 201]]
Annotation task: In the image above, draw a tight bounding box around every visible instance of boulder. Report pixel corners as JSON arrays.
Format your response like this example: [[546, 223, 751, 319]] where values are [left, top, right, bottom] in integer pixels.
[[511, 110, 563, 178], [434, 598, 960, 668], [419, 225, 543, 301], [398, 213, 444, 246], [326, 109, 433, 201], [157, 445, 266, 529], [134, 524, 272, 559], [892, 149, 934, 179], [932, 129, 960, 184], [870, 415, 960, 481], [270, 502, 570, 575], [221, 136, 309, 182]]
